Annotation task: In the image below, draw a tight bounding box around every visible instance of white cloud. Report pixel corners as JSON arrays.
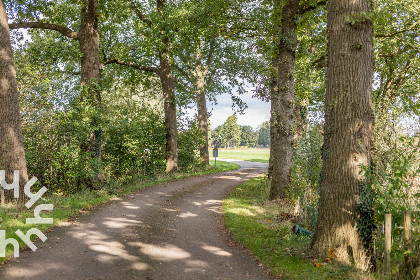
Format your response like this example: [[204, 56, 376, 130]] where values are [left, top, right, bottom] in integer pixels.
[[182, 87, 270, 131], [208, 88, 270, 130]]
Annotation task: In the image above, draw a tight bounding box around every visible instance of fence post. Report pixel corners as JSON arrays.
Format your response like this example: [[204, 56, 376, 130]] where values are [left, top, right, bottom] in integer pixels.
[[403, 211, 413, 277], [384, 213, 392, 275], [403, 211, 411, 246]]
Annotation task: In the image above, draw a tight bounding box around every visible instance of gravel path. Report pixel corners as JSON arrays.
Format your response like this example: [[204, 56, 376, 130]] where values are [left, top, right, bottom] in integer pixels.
[[0, 160, 269, 280]]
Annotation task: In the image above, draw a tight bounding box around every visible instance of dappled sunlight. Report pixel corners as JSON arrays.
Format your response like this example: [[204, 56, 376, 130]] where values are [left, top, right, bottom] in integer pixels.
[[70, 229, 139, 262], [129, 242, 191, 262], [130, 262, 150, 271], [160, 207, 180, 212], [226, 207, 257, 217], [96, 253, 121, 263], [212, 174, 244, 182], [71, 229, 109, 241], [183, 260, 209, 273], [178, 211, 198, 218], [201, 245, 232, 257], [203, 199, 223, 205], [120, 201, 141, 210], [89, 242, 138, 261], [249, 205, 267, 216], [6, 263, 71, 278], [102, 217, 142, 229]]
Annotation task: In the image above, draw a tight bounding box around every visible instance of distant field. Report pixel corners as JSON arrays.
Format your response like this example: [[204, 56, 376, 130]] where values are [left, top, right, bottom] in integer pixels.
[[210, 149, 270, 163]]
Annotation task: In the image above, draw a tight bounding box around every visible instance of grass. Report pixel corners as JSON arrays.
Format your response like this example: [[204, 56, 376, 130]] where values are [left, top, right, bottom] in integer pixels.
[[211, 148, 270, 163], [223, 174, 371, 280], [0, 160, 240, 263]]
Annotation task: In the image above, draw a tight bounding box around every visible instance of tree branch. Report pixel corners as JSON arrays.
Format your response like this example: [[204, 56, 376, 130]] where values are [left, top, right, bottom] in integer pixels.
[[8, 22, 79, 39], [173, 64, 192, 80], [204, 38, 216, 74], [178, 53, 195, 73], [375, 26, 418, 38], [173, 76, 192, 92], [205, 67, 218, 88], [130, 1, 153, 28], [297, 0, 327, 15], [103, 58, 159, 74]]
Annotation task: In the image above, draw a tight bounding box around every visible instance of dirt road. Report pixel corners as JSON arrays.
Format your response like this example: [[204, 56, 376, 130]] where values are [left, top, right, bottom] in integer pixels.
[[0, 160, 269, 280]]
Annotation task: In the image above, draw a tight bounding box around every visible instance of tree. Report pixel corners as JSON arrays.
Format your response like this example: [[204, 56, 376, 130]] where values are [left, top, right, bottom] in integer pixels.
[[257, 121, 270, 147], [173, 38, 216, 165], [268, 0, 326, 200], [211, 125, 222, 146], [221, 114, 240, 148], [172, 0, 258, 165], [311, 0, 374, 268], [9, 0, 103, 185], [0, 0, 29, 203], [240, 125, 256, 147], [102, 0, 179, 173]]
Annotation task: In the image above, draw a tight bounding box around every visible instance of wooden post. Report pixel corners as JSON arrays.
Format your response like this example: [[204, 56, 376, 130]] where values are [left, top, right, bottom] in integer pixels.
[[384, 213, 392, 275], [403, 211, 413, 277], [0, 188, 4, 206], [403, 211, 411, 246]]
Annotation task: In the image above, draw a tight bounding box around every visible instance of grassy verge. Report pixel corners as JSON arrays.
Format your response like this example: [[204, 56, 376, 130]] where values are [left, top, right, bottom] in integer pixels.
[[223, 174, 371, 280], [212, 149, 270, 163], [0, 160, 240, 263]]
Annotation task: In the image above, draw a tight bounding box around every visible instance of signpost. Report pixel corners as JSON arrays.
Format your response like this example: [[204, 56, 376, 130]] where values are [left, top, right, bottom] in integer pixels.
[[211, 139, 220, 167]]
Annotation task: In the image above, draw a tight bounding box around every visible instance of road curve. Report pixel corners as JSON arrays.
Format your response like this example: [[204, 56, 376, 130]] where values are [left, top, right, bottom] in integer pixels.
[[0, 160, 269, 280]]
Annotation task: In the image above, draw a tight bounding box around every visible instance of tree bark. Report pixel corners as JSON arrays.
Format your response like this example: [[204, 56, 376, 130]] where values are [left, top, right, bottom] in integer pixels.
[[311, 0, 374, 269], [159, 44, 178, 173], [269, 0, 299, 200], [0, 0, 29, 203], [196, 74, 210, 165], [158, 0, 178, 173], [79, 0, 102, 183]]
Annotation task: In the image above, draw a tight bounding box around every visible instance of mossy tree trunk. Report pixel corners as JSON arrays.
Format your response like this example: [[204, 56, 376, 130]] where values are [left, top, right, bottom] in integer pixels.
[[269, 0, 299, 200], [311, 0, 374, 269], [0, 0, 29, 203]]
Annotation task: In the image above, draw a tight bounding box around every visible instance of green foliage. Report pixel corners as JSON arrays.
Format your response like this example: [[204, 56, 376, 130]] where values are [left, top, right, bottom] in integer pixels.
[[257, 121, 270, 147], [103, 113, 166, 182], [178, 121, 202, 172], [239, 125, 257, 147], [369, 136, 418, 218], [356, 180, 376, 256], [223, 175, 370, 279], [213, 114, 241, 148], [366, 132, 419, 276], [289, 124, 323, 231]]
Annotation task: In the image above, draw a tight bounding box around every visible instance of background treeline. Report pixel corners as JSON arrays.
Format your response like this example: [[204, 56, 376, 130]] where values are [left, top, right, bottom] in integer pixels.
[[210, 114, 270, 148]]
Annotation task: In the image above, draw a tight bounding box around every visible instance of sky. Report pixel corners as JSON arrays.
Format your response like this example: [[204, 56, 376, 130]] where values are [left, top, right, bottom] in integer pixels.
[[184, 87, 271, 131]]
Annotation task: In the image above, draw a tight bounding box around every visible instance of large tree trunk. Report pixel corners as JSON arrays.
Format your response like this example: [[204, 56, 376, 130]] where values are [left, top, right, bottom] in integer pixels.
[[159, 45, 178, 173], [79, 0, 102, 183], [196, 70, 209, 165], [157, 0, 178, 174], [269, 0, 299, 200], [80, 0, 101, 157], [0, 0, 29, 203], [311, 0, 374, 269]]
